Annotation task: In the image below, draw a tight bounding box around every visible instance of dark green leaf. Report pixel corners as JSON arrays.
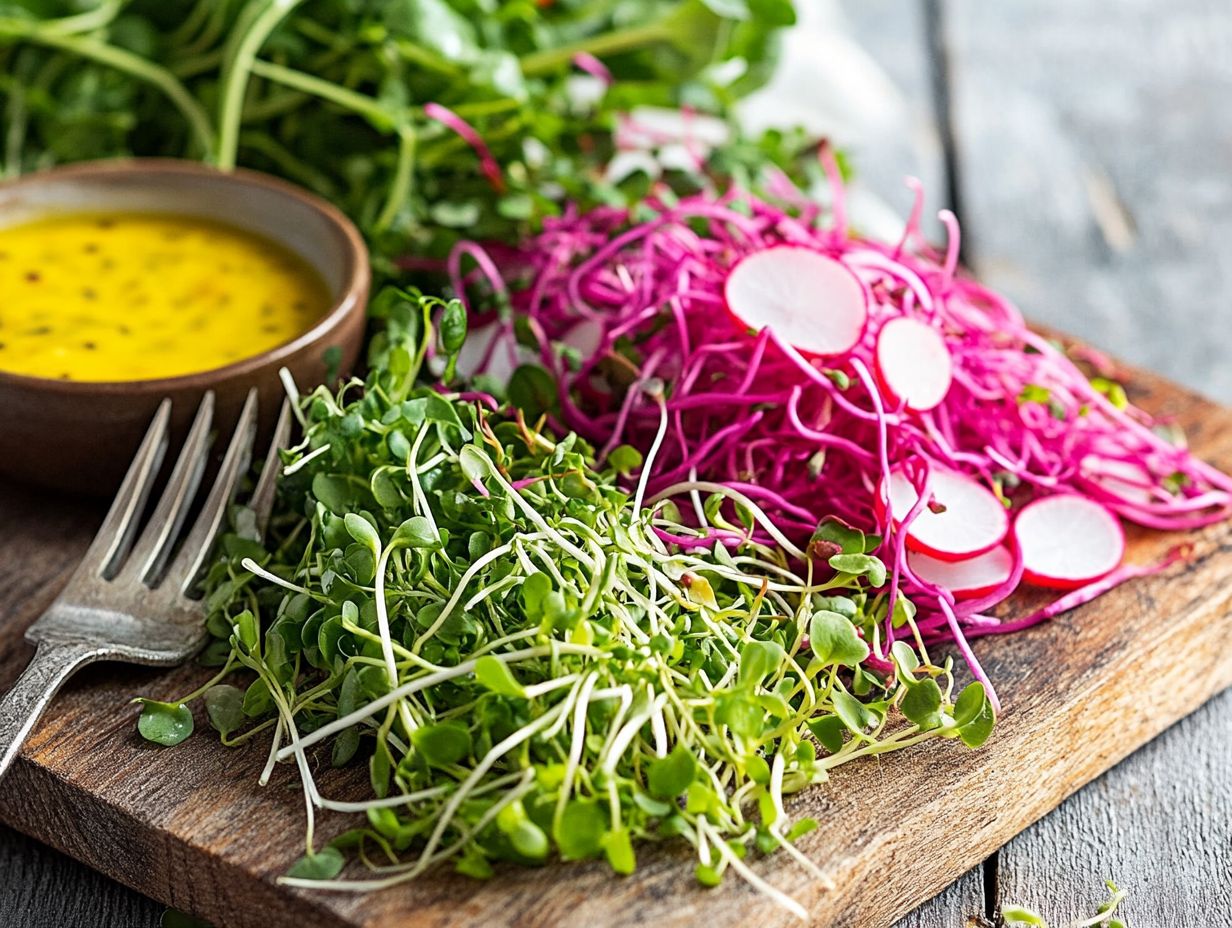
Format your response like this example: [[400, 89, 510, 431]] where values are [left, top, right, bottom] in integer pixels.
[[204, 685, 244, 738], [647, 744, 698, 799]]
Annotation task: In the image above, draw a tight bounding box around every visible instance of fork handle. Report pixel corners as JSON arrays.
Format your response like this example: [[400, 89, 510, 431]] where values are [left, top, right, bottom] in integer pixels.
[[0, 641, 103, 781]]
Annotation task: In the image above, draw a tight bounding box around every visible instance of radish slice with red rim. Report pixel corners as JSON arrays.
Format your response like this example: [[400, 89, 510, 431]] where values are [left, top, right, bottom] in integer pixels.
[[908, 546, 1014, 599], [1077, 455, 1155, 506], [879, 466, 1009, 562], [724, 246, 867, 357], [875, 316, 953, 412], [1015, 494, 1125, 590]]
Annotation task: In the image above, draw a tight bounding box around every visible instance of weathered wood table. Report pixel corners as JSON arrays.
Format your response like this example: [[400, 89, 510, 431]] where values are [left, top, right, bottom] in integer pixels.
[[1, 2, 1229, 925]]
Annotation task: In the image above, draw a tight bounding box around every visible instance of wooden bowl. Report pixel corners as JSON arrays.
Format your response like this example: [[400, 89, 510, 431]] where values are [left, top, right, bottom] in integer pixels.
[[0, 159, 369, 496]]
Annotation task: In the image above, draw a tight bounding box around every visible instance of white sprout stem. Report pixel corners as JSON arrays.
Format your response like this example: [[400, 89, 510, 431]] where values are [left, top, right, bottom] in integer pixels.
[[601, 689, 667, 774], [280, 770, 538, 892], [412, 702, 570, 869], [278, 367, 305, 426], [649, 703, 669, 757], [769, 751, 788, 827], [646, 482, 809, 561], [277, 644, 599, 760], [281, 443, 328, 476], [372, 545, 402, 688], [241, 558, 312, 596], [696, 819, 808, 922], [633, 390, 670, 515], [258, 718, 284, 787], [317, 770, 524, 813], [553, 672, 600, 830], [406, 424, 441, 541], [412, 541, 515, 652]]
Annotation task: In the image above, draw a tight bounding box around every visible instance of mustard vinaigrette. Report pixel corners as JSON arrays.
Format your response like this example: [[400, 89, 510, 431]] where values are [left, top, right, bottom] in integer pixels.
[[0, 212, 330, 381]]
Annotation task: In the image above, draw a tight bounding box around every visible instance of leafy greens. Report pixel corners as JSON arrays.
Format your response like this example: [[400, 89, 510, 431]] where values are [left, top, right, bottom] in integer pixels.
[[0, 0, 799, 263]]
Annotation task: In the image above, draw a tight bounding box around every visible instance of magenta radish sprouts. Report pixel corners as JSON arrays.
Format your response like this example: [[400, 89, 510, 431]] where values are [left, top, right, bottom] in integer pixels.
[[724, 246, 868, 357], [881, 466, 1009, 561], [449, 167, 1232, 706], [908, 546, 1014, 600], [875, 316, 953, 411], [1014, 494, 1126, 590]]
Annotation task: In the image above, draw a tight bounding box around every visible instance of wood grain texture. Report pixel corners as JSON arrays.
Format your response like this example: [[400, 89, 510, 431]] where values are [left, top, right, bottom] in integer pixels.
[[893, 868, 987, 928], [0, 357, 1229, 928], [940, 1, 1232, 920], [0, 822, 161, 928]]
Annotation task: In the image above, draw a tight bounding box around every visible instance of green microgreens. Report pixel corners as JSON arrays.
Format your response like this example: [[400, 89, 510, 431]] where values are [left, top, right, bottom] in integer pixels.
[[138, 286, 995, 914]]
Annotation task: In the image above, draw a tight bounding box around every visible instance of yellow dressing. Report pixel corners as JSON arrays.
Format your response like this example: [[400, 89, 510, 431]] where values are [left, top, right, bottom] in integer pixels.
[[0, 211, 330, 381]]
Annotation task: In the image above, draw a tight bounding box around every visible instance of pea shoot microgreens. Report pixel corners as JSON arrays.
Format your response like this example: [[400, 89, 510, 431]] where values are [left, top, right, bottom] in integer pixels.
[[137, 287, 994, 913]]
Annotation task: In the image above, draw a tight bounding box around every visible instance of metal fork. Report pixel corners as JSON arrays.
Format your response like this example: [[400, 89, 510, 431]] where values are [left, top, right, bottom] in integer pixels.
[[0, 389, 292, 779]]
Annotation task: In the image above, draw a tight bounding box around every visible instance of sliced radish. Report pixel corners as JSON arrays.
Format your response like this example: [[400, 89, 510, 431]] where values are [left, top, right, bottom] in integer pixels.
[[724, 247, 867, 357], [908, 546, 1014, 599], [1014, 494, 1125, 590], [879, 466, 1009, 561], [561, 318, 605, 359], [875, 316, 953, 412], [1077, 455, 1155, 506]]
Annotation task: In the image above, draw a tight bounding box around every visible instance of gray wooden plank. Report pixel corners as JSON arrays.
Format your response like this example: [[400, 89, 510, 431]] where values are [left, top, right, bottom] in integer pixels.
[[0, 823, 162, 927], [893, 868, 988, 928], [836, 0, 951, 230], [995, 689, 1232, 924], [941, 0, 1232, 920], [943, 0, 1232, 404]]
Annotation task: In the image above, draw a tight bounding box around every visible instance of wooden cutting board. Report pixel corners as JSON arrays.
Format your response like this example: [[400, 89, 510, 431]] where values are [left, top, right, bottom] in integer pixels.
[[1, 355, 1230, 928]]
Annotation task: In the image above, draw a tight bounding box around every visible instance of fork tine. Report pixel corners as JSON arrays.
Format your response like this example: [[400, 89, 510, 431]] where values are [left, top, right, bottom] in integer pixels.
[[250, 398, 293, 540], [162, 389, 259, 597], [76, 399, 172, 579], [119, 391, 215, 586]]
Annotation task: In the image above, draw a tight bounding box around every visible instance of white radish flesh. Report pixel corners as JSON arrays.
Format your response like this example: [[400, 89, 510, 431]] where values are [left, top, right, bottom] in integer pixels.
[[875, 316, 953, 412], [724, 247, 867, 357], [882, 467, 1009, 561], [908, 546, 1014, 599], [1014, 494, 1125, 590], [1077, 455, 1155, 506]]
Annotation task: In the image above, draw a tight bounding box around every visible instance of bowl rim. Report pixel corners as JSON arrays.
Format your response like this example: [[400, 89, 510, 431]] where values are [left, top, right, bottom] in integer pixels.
[[0, 157, 370, 396]]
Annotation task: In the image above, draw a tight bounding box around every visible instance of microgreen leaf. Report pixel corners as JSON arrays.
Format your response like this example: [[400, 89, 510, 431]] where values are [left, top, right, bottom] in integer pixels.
[[647, 744, 698, 798], [810, 516, 866, 555], [828, 553, 887, 588], [286, 846, 346, 881], [809, 610, 870, 668], [806, 715, 846, 754], [957, 691, 996, 748], [554, 799, 607, 860], [391, 516, 438, 549], [607, 445, 644, 476], [344, 513, 381, 551], [135, 699, 194, 747], [900, 678, 943, 730], [410, 722, 472, 768], [602, 827, 637, 875], [204, 685, 244, 738], [474, 656, 526, 698], [738, 639, 784, 687]]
